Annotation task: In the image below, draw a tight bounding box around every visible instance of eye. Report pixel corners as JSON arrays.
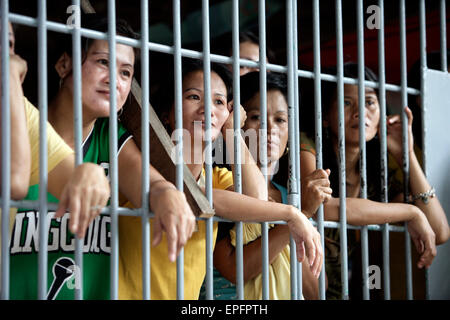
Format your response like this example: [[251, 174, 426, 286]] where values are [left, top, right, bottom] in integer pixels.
[[276, 117, 287, 123], [187, 94, 200, 100], [215, 98, 225, 106], [344, 100, 352, 107], [250, 114, 260, 121], [366, 99, 377, 108], [121, 69, 131, 78], [97, 58, 108, 66]]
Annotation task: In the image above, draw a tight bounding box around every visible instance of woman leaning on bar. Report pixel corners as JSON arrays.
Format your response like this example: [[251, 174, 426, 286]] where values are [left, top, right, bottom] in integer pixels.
[[210, 71, 331, 300], [119, 58, 323, 299], [1, 21, 113, 299], [7, 15, 196, 300], [299, 62, 450, 299]]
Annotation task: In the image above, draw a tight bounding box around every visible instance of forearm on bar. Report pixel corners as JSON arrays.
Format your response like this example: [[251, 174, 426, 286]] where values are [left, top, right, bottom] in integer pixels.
[[408, 152, 450, 244], [323, 197, 419, 226], [213, 188, 294, 223]]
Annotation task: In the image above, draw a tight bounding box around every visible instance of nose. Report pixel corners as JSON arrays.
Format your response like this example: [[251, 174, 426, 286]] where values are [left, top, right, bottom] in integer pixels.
[[267, 118, 279, 139]]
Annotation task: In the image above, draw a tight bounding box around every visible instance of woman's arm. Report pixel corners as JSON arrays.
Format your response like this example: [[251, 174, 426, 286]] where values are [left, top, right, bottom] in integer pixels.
[[301, 150, 437, 269], [0, 54, 31, 199], [214, 224, 290, 283], [222, 104, 268, 200], [117, 138, 196, 262], [49, 157, 110, 239], [212, 188, 323, 278], [387, 107, 449, 244], [213, 225, 323, 299]]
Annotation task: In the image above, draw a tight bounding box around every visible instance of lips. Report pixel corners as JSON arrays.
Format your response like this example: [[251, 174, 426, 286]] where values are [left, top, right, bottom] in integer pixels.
[[350, 122, 370, 129], [97, 90, 110, 98], [193, 120, 216, 128]]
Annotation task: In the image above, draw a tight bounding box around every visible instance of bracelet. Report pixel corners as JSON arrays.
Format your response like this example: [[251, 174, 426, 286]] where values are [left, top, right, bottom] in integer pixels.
[[410, 187, 436, 204]]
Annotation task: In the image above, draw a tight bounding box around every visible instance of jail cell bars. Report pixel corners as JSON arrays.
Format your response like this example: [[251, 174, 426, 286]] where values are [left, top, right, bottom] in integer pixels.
[[0, 0, 445, 300]]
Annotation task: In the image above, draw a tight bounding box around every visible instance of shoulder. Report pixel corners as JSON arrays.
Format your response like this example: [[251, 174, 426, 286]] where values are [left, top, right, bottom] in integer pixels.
[[212, 166, 234, 190], [300, 131, 316, 156]]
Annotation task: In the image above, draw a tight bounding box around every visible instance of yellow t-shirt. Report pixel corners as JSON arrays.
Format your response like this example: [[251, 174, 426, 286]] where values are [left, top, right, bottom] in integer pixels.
[[229, 223, 292, 300], [24, 97, 74, 186], [0, 98, 73, 266], [118, 166, 233, 300]]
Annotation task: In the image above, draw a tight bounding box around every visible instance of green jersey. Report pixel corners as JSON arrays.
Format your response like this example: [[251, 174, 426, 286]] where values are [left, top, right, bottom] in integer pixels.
[[9, 118, 132, 300]]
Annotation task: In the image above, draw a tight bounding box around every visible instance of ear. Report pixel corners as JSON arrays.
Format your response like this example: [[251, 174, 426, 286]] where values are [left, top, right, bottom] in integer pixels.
[[227, 100, 234, 112], [54, 52, 73, 79]]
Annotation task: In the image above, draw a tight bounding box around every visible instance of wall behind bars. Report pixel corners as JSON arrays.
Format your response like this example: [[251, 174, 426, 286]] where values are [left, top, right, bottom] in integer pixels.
[[425, 69, 450, 299]]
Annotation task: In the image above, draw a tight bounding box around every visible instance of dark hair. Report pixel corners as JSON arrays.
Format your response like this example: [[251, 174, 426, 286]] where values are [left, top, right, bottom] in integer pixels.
[[49, 13, 138, 102], [211, 30, 276, 64], [239, 72, 291, 187], [309, 62, 383, 200], [152, 58, 233, 126], [407, 50, 450, 149], [58, 13, 139, 60], [239, 71, 288, 107], [321, 62, 379, 118]]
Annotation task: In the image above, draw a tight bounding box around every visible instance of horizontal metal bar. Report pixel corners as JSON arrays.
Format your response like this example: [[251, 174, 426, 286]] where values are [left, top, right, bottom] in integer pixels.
[[9, 12, 420, 96], [6, 200, 143, 217], [4, 198, 408, 233], [3, 199, 408, 233]]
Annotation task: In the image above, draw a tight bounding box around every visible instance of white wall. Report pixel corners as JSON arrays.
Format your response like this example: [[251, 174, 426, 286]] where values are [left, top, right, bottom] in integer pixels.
[[424, 69, 450, 299]]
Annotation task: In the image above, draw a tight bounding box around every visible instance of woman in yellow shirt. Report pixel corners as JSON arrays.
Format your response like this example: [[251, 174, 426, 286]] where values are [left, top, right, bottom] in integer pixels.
[[119, 58, 324, 299]]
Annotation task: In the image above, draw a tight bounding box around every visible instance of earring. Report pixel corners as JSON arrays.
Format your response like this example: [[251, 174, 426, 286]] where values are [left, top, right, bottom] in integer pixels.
[[283, 147, 289, 156], [59, 78, 64, 89]]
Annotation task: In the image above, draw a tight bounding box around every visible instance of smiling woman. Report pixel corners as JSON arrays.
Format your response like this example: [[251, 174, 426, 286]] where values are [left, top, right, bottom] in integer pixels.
[[8, 14, 196, 300]]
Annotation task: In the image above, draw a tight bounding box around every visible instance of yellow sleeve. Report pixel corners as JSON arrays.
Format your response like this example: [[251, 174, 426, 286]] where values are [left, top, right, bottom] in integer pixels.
[[212, 166, 234, 190], [25, 98, 74, 185]]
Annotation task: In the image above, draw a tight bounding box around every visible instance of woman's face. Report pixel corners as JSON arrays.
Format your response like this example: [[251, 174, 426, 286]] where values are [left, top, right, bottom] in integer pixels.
[[326, 84, 380, 146], [169, 70, 230, 144], [65, 39, 135, 119], [243, 89, 289, 164], [238, 41, 260, 76], [227, 41, 267, 76], [0, 22, 15, 55]]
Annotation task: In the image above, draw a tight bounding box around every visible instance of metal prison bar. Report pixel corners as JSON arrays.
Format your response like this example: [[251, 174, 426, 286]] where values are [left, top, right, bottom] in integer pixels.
[[0, 0, 444, 300]]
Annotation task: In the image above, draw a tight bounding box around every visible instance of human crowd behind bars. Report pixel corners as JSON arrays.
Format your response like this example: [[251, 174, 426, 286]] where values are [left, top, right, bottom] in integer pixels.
[[0, 13, 449, 300]]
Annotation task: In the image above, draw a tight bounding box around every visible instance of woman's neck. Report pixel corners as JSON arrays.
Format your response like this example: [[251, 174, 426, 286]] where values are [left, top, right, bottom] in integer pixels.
[[48, 88, 96, 149], [331, 134, 360, 175], [259, 160, 276, 187]]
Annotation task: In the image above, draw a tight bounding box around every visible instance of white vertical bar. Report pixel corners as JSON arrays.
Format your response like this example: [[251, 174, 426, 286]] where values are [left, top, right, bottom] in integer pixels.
[[335, 0, 349, 300], [356, 0, 370, 300], [258, 0, 270, 301], [37, 0, 49, 301], [0, 0, 11, 300], [286, 0, 298, 301], [419, 0, 430, 301], [71, 0, 84, 300], [107, 0, 119, 300], [231, 0, 244, 301], [313, 0, 327, 300], [172, 0, 184, 300], [202, 0, 214, 301], [399, 0, 413, 300], [377, 0, 391, 300], [140, 0, 151, 300]]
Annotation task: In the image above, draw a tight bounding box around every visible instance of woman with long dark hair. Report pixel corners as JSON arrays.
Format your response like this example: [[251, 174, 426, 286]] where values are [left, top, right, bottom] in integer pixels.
[[300, 62, 449, 299]]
